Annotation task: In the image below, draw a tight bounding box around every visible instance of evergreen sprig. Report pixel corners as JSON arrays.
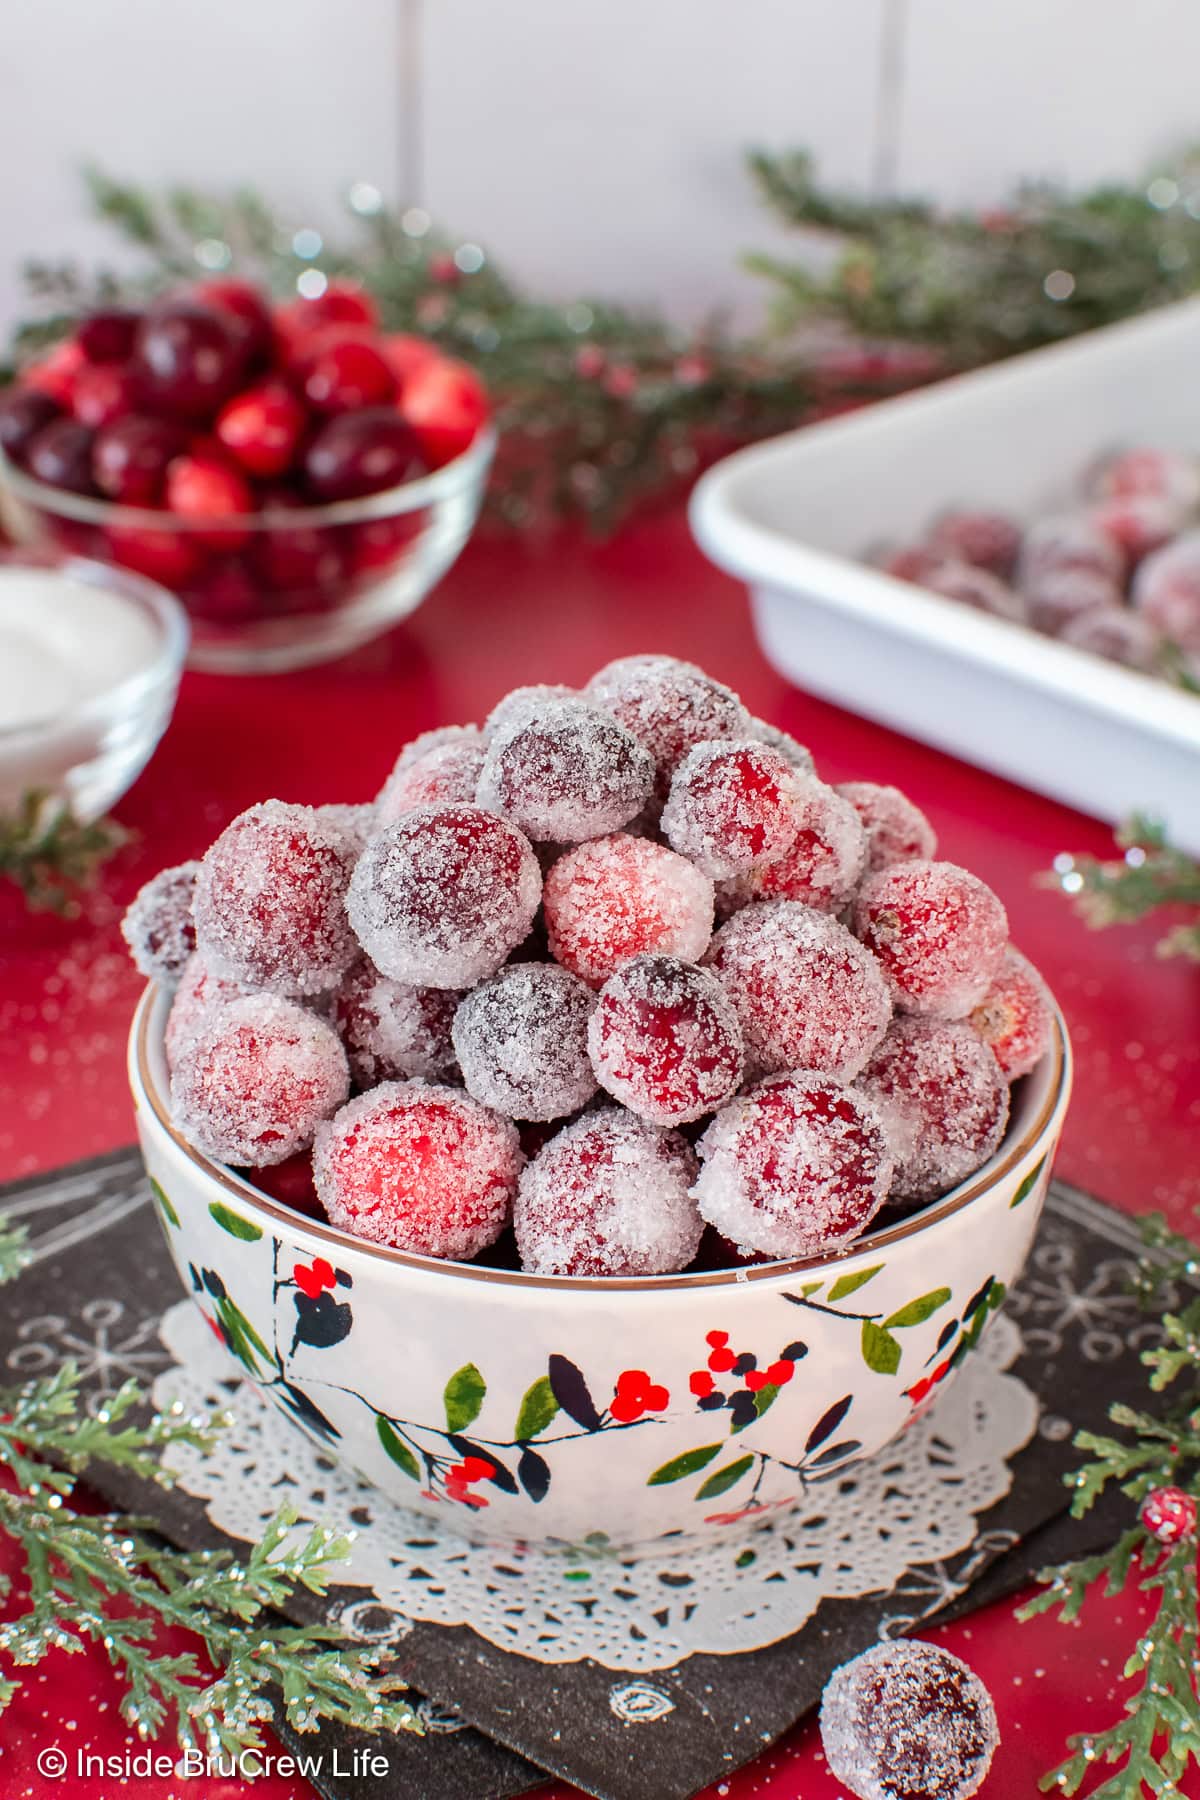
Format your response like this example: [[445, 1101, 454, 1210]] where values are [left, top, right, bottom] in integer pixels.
[[1048, 816, 1200, 960], [0, 1216, 418, 1753], [1018, 1213, 1200, 1796], [0, 790, 128, 915]]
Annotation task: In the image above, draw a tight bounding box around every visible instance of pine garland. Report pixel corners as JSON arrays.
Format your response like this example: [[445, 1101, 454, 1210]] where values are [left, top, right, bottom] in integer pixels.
[[1048, 816, 1200, 961], [0, 1216, 419, 1752], [1019, 1213, 1200, 1796]]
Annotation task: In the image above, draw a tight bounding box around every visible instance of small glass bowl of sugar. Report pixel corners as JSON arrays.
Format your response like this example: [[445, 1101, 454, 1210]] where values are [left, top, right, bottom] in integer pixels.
[[0, 550, 188, 824]]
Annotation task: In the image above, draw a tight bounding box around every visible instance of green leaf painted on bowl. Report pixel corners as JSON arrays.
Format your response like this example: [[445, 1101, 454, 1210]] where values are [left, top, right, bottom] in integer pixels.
[[514, 1375, 559, 1442], [647, 1444, 722, 1486], [444, 1363, 486, 1433], [215, 1295, 270, 1377], [1010, 1155, 1047, 1209], [884, 1288, 952, 1330], [376, 1416, 420, 1481], [732, 1384, 780, 1434], [861, 1319, 902, 1376], [695, 1454, 755, 1501], [149, 1178, 179, 1228], [828, 1264, 883, 1303], [208, 1202, 263, 1242]]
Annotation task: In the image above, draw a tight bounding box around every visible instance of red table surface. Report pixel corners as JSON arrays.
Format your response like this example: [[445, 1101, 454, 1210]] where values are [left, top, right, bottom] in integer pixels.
[[1, 511, 1197, 1799]]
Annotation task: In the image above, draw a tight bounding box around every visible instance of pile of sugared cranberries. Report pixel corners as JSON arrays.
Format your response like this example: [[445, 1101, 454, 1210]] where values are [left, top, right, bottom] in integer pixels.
[[0, 277, 488, 627], [124, 656, 1056, 1274], [876, 445, 1200, 688]]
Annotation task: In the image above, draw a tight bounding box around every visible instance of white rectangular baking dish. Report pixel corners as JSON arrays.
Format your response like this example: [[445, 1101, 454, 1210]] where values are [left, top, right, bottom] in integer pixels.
[[690, 300, 1200, 853]]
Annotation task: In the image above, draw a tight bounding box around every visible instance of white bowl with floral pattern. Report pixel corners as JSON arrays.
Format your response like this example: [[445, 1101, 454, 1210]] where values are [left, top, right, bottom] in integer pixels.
[[129, 986, 1071, 1550]]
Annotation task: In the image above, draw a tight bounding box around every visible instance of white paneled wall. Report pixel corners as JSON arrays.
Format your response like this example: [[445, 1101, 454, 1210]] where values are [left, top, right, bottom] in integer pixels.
[[2, 0, 1199, 332]]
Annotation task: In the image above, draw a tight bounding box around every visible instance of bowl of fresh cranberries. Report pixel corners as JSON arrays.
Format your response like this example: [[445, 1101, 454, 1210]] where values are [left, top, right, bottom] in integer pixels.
[[0, 279, 494, 674], [124, 657, 1071, 1547]]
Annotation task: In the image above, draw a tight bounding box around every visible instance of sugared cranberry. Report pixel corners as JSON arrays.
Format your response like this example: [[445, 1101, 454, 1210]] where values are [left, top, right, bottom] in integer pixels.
[[1133, 530, 1200, 655], [587, 655, 749, 802], [304, 409, 422, 501], [925, 561, 1027, 624], [193, 800, 358, 997], [92, 414, 187, 503], [376, 726, 487, 824], [215, 381, 306, 477], [25, 418, 98, 495], [732, 778, 867, 913], [695, 1073, 893, 1259], [970, 945, 1055, 1079], [514, 1107, 701, 1276], [928, 509, 1022, 580], [121, 861, 199, 984], [303, 334, 396, 414], [77, 307, 141, 365], [588, 954, 743, 1126], [835, 781, 937, 872], [164, 451, 254, 551], [543, 833, 714, 988], [853, 859, 1008, 1018], [398, 356, 488, 465], [452, 962, 598, 1121], [661, 739, 804, 879], [820, 1640, 998, 1800], [164, 953, 243, 1071], [476, 697, 654, 843], [855, 1016, 1009, 1202], [0, 387, 60, 464], [333, 958, 461, 1087], [313, 1081, 521, 1260], [132, 301, 246, 420]]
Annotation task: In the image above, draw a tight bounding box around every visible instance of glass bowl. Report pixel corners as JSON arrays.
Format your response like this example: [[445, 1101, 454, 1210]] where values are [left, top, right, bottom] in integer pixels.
[[0, 549, 187, 824], [0, 426, 495, 675]]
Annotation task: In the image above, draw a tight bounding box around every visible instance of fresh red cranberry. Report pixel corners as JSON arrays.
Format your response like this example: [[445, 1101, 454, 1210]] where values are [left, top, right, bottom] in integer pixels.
[[380, 332, 442, 386], [105, 524, 203, 586], [25, 418, 98, 494], [21, 340, 85, 406], [254, 497, 343, 593], [132, 301, 246, 420], [193, 278, 274, 365], [275, 279, 378, 344], [215, 381, 306, 477], [398, 356, 488, 465], [304, 408, 422, 500], [77, 307, 141, 365], [343, 513, 421, 574], [0, 388, 60, 464], [92, 414, 187, 503], [182, 554, 262, 622], [303, 335, 396, 414], [71, 363, 138, 430], [165, 451, 254, 550]]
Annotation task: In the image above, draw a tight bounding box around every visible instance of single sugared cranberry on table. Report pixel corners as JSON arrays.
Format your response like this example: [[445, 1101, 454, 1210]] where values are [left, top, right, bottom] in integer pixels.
[[1133, 529, 1200, 654], [452, 961, 598, 1122], [304, 407, 423, 500], [835, 781, 937, 873], [705, 899, 891, 1083], [164, 450, 254, 550], [70, 363, 138, 430], [333, 958, 462, 1087], [927, 508, 1022, 580], [854, 859, 1007, 1018], [105, 522, 202, 587], [193, 800, 359, 998], [398, 356, 489, 465], [854, 1016, 1009, 1203], [132, 300, 247, 420], [193, 278, 275, 365], [694, 1073, 894, 1259], [819, 1639, 998, 1800], [660, 739, 806, 880], [376, 726, 487, 824], [313, 1081, 521, 1259], [92, 414, 187, 502], [77, 306, 141, 365], [24, 417, 98, 495], [588, 954, 743, 1127], [1061, 603, 1163, 670], [970, 945, 1056, 1080], [542, 832, 714, 987], [21, 338, 85, 406], [476, 698, 655, 844], [214, 381, 306, 477], [164, 953, 243, 1071], [586, 654, 750, 803], [514, 1107, 701, 1276], [725, 776, 867, 913], [347, 805, 542, 989], [171, 993, 350, 1167], [0, 387, 61, 463], [121, 861, 200, 985]]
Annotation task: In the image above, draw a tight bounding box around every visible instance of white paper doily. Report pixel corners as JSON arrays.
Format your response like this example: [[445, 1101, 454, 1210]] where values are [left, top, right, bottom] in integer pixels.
[[151, 1298, 1037, 1672]]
